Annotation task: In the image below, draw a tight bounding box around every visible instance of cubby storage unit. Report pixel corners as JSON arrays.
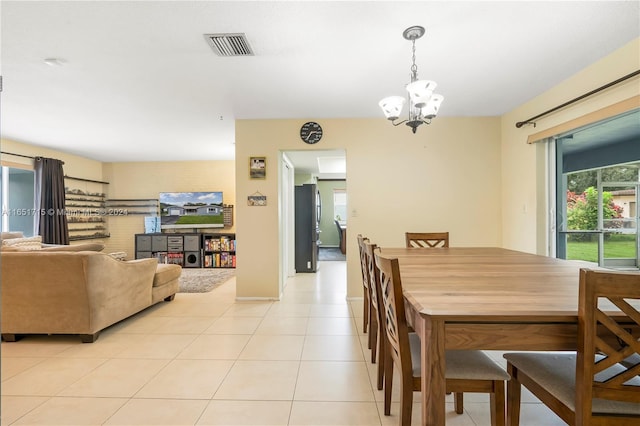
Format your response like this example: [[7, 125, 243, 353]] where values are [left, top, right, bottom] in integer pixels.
[[134, 233, 235, 268], [135, 233, 202, 267], [202, 233, 236, 268]]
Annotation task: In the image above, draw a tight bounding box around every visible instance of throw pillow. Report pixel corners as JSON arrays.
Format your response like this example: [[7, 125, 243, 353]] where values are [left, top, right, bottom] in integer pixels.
[[1, 235, 42, 251], [0, 231, 25, 242], [108, 251, 127, 261]]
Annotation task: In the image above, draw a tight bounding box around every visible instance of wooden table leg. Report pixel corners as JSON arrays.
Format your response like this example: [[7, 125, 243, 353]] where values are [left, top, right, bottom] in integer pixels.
[[420, 315, 446, 425]]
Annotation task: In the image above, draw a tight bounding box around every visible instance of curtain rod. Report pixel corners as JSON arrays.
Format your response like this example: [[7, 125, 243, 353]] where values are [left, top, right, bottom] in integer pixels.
[[0, 151, 66, 165], [1, 152, 107, 184], [515, 69, 640, 128], [0, 151, 35, 160]]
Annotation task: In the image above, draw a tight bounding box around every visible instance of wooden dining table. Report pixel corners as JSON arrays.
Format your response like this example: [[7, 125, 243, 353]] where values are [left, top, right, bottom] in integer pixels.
[[376, 247, 600, 426]]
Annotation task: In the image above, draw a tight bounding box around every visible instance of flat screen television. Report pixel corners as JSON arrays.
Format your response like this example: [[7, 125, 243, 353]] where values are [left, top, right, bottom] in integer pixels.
[[159, 191, 224, 229]]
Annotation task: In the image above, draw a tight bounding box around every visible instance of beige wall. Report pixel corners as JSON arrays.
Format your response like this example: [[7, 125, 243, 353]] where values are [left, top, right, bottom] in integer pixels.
[[102, 161, 236, 257], [500, 38, 640, 254], [235, 117, 502, 299]]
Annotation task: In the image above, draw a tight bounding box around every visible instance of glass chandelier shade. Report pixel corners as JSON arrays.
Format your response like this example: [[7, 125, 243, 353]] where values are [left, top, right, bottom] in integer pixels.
[[378, 96, 406, 121], [379, 26, 444, 134]]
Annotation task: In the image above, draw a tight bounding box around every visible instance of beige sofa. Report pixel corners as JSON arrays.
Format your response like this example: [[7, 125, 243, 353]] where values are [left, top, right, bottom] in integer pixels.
[[1, 250, 181, 343]]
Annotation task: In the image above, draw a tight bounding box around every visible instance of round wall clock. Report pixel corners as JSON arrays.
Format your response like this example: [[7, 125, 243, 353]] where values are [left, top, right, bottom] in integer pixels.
[[300, 121, 323, 144]]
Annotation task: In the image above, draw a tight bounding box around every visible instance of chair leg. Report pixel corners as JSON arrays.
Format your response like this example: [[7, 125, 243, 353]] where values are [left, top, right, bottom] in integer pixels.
[[399, 379, 414, 426], [383, 352, 393, 416], [370, 315, 378, 364], [506, 364, 521, 426], [454, 392, 464, 414], [376, 332, 385, 390], [363, 293, 370, 335], [490, 380, 506, 426]]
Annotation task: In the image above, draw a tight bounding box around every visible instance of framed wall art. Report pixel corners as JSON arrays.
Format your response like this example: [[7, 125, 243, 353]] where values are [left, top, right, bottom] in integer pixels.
[[247, 191, 267, 206], [249, 156, 266, 179]]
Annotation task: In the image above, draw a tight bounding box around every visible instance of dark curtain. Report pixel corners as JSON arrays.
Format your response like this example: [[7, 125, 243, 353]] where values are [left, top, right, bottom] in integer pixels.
[[34, 157, 69, 245]]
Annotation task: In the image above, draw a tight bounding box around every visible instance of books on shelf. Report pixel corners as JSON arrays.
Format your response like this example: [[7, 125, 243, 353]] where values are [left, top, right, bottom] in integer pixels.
[[152, 252, 183, 266], [211, 252, 236, 268], [204, 235, 236, 252]]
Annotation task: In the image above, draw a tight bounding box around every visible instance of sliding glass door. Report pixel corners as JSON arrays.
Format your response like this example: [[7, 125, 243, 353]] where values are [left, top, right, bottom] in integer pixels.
[[0, 165, 36, 236], [559, 161, 639, 269], [601, 176, 638, 268]]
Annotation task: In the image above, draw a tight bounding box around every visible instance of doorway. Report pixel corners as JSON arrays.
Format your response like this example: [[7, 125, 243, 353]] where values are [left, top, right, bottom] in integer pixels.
[[279, 149, 346, 288]]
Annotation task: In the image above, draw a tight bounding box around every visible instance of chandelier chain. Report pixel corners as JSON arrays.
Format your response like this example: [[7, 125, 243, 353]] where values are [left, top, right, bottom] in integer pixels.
[[410, 39, 418, 81]]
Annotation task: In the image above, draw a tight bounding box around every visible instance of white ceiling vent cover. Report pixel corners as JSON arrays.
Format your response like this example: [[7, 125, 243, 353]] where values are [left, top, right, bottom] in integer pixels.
[[204, 33, 254, 56]]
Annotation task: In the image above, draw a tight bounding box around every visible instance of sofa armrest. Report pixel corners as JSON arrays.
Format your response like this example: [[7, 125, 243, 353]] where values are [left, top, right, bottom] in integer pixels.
[[83, 255, 158, 330]]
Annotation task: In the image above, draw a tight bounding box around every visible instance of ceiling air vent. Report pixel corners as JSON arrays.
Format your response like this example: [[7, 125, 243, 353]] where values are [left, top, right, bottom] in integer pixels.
[[204, 33, 254, 56]]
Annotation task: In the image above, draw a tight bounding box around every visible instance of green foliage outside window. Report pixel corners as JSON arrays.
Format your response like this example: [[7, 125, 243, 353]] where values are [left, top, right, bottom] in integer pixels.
[[566, 187, 622, 241]]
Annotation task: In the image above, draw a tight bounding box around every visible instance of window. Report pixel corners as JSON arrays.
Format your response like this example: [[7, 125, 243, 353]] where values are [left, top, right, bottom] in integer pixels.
[[333, 189, 347, 222], [0, 165, 36, 236], [560, 160, 639, 268]]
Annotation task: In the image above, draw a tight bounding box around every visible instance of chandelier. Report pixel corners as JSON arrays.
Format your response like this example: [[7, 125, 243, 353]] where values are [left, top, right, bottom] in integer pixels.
[[379, 26, 444, 134]]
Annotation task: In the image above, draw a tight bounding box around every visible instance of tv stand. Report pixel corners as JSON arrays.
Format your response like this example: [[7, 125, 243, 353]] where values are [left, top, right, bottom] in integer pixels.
[[134, 232, 236, 269]]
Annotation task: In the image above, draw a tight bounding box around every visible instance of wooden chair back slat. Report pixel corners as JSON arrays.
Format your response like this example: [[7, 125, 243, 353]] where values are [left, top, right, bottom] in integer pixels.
[[356, 234, 371, 336], [405, 232, 449, 248], [357, 234, 370, 291], [576, 269, 640, 423], [364, 242, 380, 320], [374, 251, 412, 378], [364, 240, 387, 390]]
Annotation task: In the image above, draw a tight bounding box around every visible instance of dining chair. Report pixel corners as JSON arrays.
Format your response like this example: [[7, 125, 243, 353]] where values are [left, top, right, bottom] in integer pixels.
[[374, 251, 510, 426], [504, 268, 640, 426], [405, 231, 449, 248], [356, 234, 372, 339], [363, 240, 385, 389], [335, 220, 345, 254]]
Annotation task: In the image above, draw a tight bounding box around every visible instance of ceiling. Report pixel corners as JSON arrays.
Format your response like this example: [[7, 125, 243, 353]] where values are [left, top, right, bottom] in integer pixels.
[[1, 1, 639, 172]]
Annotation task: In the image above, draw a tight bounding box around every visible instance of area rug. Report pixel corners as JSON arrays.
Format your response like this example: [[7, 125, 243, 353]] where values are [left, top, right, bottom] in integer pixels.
[[318, 247, 346, 261], [178, 268, 236, 293]]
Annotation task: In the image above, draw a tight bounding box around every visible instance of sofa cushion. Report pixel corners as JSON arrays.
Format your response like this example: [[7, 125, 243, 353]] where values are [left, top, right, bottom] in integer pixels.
[[154, 264, 182, 287], [40, 243, 105, 252], [2, 235, 42, 251]]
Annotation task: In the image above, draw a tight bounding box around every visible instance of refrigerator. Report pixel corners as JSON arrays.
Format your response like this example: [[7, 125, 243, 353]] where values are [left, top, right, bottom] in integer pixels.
[[295, 183, 321, 272]]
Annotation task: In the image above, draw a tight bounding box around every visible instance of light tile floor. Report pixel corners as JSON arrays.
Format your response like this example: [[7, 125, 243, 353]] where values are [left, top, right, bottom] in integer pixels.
[[1, 261, 567, 425]]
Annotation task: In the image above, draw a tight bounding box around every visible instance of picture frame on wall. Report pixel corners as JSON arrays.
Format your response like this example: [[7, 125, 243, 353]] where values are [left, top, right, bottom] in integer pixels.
[[250, 156, 266, 179]]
